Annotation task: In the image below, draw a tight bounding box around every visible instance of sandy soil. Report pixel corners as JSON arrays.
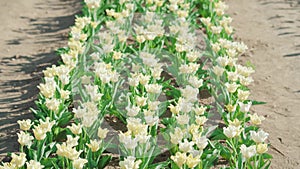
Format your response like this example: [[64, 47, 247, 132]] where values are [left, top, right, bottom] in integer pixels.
[[0, 0, 299, 168], [0, 0, 81, 157], [227, 0, 300, 168]]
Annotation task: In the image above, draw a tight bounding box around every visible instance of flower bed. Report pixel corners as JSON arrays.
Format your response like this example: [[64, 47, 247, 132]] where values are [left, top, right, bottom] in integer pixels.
[[1, 0, 272, 168]]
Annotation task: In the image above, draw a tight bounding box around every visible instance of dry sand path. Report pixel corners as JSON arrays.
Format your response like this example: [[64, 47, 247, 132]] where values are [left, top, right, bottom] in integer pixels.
[[0, 0, 80, 158], [227, 0, 300, 168]]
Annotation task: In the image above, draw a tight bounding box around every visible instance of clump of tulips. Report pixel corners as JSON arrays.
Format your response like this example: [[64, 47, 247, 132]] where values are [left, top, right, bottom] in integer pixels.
[[0, 0, 272, 169]]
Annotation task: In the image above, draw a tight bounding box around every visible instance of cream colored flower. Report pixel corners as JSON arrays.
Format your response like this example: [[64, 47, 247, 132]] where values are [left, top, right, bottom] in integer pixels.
[[177, 98, 192, 113], [171, 152, 187, 168], [119, 156, 142, 169], [126, 105, 140, 117], [87, 139, 102, 152], [240, 76, 254, 86], [186, 50, 200, 62], [136, 35, 146, 43], [193, 106, 206, 116], [214, 1, 228, 16], [66, 135, 79, 147], [45, 98, 61, 112], [17, 131, 34, 147], [60, 89, 70, 100], [200, 17, 211, 27], [238, 101, 252, 112], [151, 66, 163, 79], [211, 26, 223, 34], [195, 116, 207, 126], [140, 52, 158, 67], [67, 123, 82, 135], [179, 64, 192, 74], [177, 10, 188, 18], [237, 89, 250, 101], [217, 57, 229, 67], [127, 118, 148, 136], [236, 65, 255, 77], [123, 136, 138, 150], [188, 76, 203, 88], [0, 162, 16, 169], [240, 144, 256, 159], [225, 82, 239, 93], [128, 77, 139, 87], [195, 136, 208, 150], [148, 101, 160, 111], [135, 134, 151, 144], [84, 0, 100, 9], [125, 3, 135, 11], [58, 75, 70, 85], [176, 114, 190, 125], [227, 57, 238, 67], [73, 158, 88, 169], [181, 85, 199, 103], [81, 113, 97, 127], [17, 119, 32, 131], [227, 48, 237, 58], [211, 43, 220, 53], [169, 104, 180, 115], [144, 115, 159, 126], [33, 125, 47, 141], [179, 139, 194, 153], [113, 51, 123, 60], [228, 118, 242, 127], [170, 127, 184, 145], [39, 117, 55, 132], [38, 81, 56, 98], [145, 83, 162, 94], [223, 125, 242, 138], [26, 160, 44, 169], [189, 124, 200, 135], [257, 143, 268, 154], [227, 71, 239, 82], [10, 153, 26, 168], [97, 127, 109, 139], [225, 104, 237, 113], [250, 130, 269, 143], [249, 113, 265, 125], [143, 109, 155, 116], [213, 66, 225, 76], [135, 96, 147, 107], [186, 154, 200, 168], [56, 143, 82, 160]]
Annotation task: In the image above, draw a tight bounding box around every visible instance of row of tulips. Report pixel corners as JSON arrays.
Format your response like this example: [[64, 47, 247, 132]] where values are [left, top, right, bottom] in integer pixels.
[[1, 0, 272, 169], [199, 0, 272, 168]]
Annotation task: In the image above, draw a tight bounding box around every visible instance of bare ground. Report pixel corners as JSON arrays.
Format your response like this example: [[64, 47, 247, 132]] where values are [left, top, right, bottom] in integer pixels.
[[0, 0, 81, 157]]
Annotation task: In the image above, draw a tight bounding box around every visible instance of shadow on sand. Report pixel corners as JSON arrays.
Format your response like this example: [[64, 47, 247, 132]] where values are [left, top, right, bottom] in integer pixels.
[[0, 0, 81, 156]]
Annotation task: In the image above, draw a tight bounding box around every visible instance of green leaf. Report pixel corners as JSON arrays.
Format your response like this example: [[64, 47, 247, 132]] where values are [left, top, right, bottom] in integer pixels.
[[250, 100, 267, 105], [98, 155, 112, 169], [57, 111, 74, 127], [170, 161, 181, 169], [41, 158, 58, 168], [209, 128, 227, 140], [220, 146, 231, 160], [262, 153, 273, 159], [161, 117, 176, 127], [148, 161, 170, 169], [262, 160, 271, 169]]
